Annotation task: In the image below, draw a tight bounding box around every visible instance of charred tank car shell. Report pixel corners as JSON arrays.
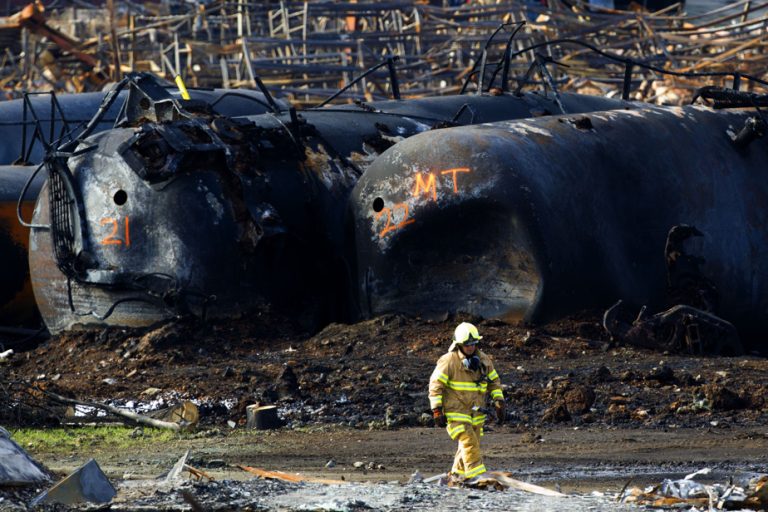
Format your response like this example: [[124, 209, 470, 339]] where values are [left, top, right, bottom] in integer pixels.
[[350, 106, 768, 342], [0, 165, 43, 325], [28, 89, 630, 333], [0, 87, 286, 327]]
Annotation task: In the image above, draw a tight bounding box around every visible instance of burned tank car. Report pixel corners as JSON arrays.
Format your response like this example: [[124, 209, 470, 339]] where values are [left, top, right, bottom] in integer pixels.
[[0, 85, 287, 328], [28, 89, 629, 333], [350, 105, 768, 341], [0, 165, 44, 325], [0, 87, 287, 165]]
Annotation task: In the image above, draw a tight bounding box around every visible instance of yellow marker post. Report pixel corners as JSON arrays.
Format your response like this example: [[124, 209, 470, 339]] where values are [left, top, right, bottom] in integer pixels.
[[174, 74, 191, 100]]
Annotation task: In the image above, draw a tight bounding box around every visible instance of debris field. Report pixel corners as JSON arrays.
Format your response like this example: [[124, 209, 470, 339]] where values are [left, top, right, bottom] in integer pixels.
[[1, 1, 768, 510], [5, 311, 768, 432], [3, 312, 768, 509]]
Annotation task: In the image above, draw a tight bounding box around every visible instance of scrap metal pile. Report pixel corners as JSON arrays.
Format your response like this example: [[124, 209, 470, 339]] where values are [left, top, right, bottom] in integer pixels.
[[0, 0, 767, 104], [621, 468, 768, 510]]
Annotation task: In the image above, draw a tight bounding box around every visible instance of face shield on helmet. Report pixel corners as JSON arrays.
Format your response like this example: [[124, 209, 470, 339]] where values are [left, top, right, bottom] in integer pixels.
[[449, 322, 482, 352]]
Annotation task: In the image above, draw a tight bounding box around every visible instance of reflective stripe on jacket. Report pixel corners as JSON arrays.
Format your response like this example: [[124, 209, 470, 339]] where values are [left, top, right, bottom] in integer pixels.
[[428, 349, 504, 423]]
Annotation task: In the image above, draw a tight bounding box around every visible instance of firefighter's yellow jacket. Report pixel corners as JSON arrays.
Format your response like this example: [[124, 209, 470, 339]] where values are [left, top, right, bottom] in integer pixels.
[[428, 349, 504, 432]]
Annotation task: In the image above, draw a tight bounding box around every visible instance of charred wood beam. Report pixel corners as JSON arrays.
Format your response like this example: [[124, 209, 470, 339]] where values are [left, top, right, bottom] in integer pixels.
[[40, 388, 189, 431]]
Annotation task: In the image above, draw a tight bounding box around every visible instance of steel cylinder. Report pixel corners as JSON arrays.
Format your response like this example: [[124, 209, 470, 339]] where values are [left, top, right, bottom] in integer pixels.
[[0, 165, 43, 325], [0, 87, 286, 329], [350, 105, 768, 342], [27, 90, 630, 332]]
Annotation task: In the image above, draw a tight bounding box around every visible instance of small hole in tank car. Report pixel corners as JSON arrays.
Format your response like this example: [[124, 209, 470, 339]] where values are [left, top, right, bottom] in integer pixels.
[[373, 197, 384, 212], [113, 190, 128, 206]]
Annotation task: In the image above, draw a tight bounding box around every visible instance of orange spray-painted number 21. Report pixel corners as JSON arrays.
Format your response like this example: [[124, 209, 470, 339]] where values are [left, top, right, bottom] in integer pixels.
[[100, 217, 131, 247]]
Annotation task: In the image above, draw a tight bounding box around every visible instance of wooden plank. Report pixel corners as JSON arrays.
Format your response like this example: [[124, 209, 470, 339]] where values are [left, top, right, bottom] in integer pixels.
[[485, 471, 567, 497], [238, 465, 348, 485]]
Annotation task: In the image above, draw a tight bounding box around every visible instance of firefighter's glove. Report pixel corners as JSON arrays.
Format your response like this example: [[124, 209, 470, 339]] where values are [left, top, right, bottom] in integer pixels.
[[494, 400, 506, 425], [433, 408, 447, 428]]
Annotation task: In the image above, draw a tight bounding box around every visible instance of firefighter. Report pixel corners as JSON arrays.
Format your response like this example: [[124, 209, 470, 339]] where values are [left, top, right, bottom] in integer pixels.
[[428, 322, 505, 483]]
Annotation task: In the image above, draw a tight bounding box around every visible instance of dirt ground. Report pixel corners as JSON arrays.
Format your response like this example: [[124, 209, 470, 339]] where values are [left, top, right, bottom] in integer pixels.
[[24, 425, 768, 488], [3, 310, 768, 509], [7, 424, 768, 511]]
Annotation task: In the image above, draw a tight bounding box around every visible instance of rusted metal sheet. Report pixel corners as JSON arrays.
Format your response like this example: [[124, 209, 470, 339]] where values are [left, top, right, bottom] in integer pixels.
[[238, 465, 347, 485], [350, 105, 768, 343], [27, 78, 629, 333]]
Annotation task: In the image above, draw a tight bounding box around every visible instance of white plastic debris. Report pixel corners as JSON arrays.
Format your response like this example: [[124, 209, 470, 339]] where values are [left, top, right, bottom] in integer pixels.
[[163, 450, 190, 483], [408, 471, 424, 484], [685, 467, 712, 480]]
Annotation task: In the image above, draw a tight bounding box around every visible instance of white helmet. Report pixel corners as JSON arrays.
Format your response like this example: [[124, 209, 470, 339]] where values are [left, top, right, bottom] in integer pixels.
[[449, 322, 482, 351]]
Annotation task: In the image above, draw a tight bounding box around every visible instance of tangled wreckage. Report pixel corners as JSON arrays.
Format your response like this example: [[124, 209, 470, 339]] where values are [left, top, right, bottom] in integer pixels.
[[2, 50, 767, 354]]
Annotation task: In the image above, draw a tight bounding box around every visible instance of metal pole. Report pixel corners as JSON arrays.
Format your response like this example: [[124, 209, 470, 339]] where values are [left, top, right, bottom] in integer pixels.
[[174, 33, 181, 82], [241, 38, 257, 88], [107, 0, 122, 80], [622, 61, 634, 100], [219, 56, 229, 89]]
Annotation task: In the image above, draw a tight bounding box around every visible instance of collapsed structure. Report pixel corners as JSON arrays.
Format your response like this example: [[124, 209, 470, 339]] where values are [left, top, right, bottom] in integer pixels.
[[0, 0, 766, 105]]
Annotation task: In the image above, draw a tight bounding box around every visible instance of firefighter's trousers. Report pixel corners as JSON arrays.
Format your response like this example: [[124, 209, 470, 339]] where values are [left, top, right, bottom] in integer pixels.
[[447, 422, 486, 479]]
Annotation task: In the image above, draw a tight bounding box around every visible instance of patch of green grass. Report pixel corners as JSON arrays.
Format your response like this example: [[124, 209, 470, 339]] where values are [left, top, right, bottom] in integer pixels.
[[10, 426, 178, 454]]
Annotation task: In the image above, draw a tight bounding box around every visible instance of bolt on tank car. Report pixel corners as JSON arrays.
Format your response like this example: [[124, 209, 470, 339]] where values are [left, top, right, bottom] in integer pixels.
[[0, 77, 288, 328], [27, 73, 630, 333], [350, 90, 768, 345]]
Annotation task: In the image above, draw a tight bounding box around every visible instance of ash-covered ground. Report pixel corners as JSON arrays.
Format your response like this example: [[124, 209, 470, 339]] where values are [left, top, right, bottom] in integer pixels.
[[2, 310, 768, 510], [5, 310, 767, 430]]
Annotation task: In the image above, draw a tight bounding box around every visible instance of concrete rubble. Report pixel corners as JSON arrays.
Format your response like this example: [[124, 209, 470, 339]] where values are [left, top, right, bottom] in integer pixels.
[[108, 472, 632, 512]]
